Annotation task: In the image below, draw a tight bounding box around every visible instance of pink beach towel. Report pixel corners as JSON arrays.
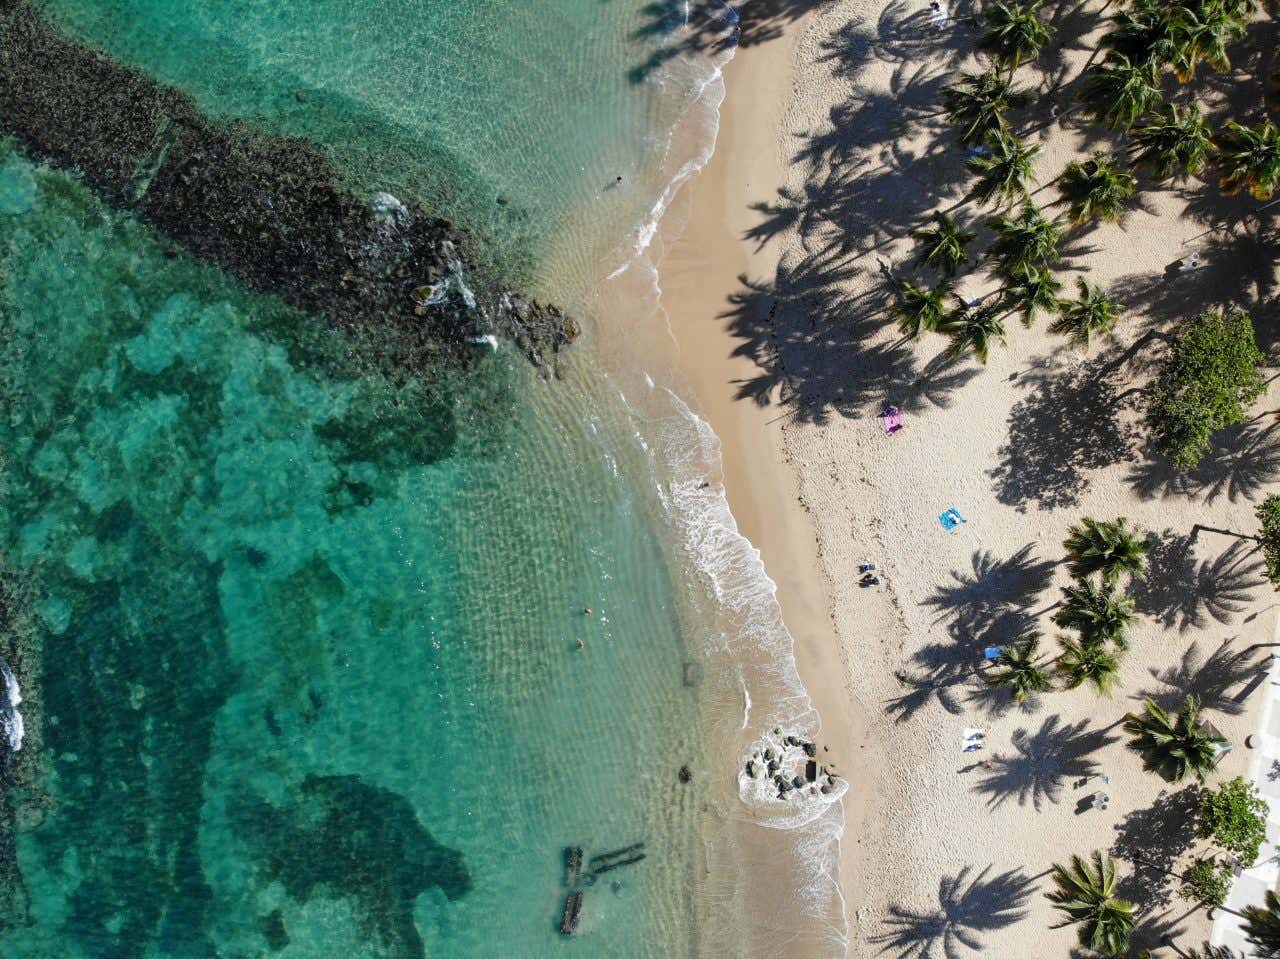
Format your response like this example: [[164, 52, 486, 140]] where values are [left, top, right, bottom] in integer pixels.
[[882, 407, 903, 434]]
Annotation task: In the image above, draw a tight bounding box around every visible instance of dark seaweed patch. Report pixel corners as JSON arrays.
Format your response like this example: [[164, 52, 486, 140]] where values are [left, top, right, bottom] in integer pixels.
[[235, 774, 470, 959]]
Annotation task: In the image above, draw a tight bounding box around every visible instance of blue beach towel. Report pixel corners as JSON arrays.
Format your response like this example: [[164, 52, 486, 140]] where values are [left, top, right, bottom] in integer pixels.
[[938, 508, 966, 531]]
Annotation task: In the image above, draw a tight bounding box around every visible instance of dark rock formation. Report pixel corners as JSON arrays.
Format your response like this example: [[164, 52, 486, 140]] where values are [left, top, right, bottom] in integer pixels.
[[0, 1, 576, 378]]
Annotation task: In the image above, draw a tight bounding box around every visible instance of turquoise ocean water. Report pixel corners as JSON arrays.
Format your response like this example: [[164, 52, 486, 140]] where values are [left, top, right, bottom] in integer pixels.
[[0, 2, 848, 957]]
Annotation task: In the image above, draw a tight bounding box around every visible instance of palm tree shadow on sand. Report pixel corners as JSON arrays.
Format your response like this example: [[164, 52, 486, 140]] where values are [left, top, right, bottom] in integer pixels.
[[923, 544, 1056, 625], [973, 715, 1119, 811], [885, 639, 977, 724], [1139, 637, 1269, 717], [1128, 423, 1280, 505], [629, 0, 845, 82], [1133, 535, 1264, 633], [872, 864, 1038, 959], [720, 255, 982, 425], [886, 605, 1043, 724]]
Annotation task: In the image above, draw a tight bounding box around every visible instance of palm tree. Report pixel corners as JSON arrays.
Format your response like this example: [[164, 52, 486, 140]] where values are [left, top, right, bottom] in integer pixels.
[[943, 70, 1030, 146], [1124, 695, 1227, 782], [1063, 517, 1150, 584], [1100, 0, 1244, 80], [1080, 54, 1162, 130], [1244, 890, 1280, 958], [940, 306, 1007, 363], [979, 0, 1054, 72], [967, 130, 1041, 208], [1001, 264, 1062, 326], [1217, 120, 1280, 200], [1047, 851, 1136, 957], [1050, 278, 1120, 349], [1056, 153, 1136, 225], [1177, 0, 1249, 80], [987, 201, 1064, 272], [1052, 578, 1136, 647], [911, 212, 976, 277], [1130, 102, 1215, 181], [986, 633, 1054, 702], [1056, 636, 1122, 695], [893, 280, 954, 340]]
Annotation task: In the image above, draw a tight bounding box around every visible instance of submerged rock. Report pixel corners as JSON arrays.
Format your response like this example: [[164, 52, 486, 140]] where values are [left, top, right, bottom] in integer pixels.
[[0, 4, 577, 376]]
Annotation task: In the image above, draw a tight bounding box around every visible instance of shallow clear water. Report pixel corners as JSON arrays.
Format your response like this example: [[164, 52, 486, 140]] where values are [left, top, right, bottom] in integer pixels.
[[0, 145, 706, 958], [0, 1, 850, 956], [37, 0, 703, 290]]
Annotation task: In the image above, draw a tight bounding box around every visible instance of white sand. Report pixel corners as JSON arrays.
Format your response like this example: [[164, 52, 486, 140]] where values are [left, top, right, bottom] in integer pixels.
[[662, 0, 1280, 955]]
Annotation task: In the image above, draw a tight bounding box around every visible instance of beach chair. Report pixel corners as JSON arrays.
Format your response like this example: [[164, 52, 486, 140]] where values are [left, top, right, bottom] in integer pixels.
[[882, 406, 903, 435]]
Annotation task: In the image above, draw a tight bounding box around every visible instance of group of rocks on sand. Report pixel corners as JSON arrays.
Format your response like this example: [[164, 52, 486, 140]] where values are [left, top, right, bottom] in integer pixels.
[[746, 730, 842, 801]]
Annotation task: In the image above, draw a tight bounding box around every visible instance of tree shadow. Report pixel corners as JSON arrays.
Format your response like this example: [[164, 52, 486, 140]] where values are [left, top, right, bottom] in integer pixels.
[[1190, 423, 1280, 504], [630, 0, 842, 82], [1128, 424, 1280, 505], [924, 544, 1056, 625], [1140, 638, 1269, 717], [1108, 224, 1280, 333], [1133, 535, 1264, 633], [973, 715, 1119, 811], [1129, 906, 1193, 955], [989, 363, 1139, 512], [885, 638, 977, 724], [720, 251, 983, 424], [1111, 787, 1200, 911], [872, 864, 1037, 959]]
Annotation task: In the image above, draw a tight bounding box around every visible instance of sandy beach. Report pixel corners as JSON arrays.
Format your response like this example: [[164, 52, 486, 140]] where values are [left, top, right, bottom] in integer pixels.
[[662, 0, 1280, 955]]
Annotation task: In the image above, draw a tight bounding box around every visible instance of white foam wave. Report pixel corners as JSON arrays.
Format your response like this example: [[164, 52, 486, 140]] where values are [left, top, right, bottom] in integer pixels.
[[577, 0, 848, 952], [1, 662, 23, 753]]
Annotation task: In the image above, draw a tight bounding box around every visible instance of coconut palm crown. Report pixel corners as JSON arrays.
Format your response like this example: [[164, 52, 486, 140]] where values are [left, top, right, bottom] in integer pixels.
[[1243, 889, 1280, 959], [1081, 54, 1162, 130], [1056, 636, 1122, 695], [987, 201, 1065, 273], [1217, 119, 1280, 199], [1064, 517, 1150, 584], [911, 212, 977, 277], [1103, 0, 1180, 67], [1130, 102, 1216, 181], [1052, 578, 1136, 648], [1057, 153, 1137, 225], [979, 0, 1054, 71], [1050, 278, 1121, 350], [1046, 851, 1136, 957], [967, 130, 1041, 208], [1124, 695, 1227, 782], [1001, 264, 1063, 326], [893, 280, 954, 340], [943, 70, 1031, 146], [940, 305, 1007, 364], [986, 633, 1054, 702]]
